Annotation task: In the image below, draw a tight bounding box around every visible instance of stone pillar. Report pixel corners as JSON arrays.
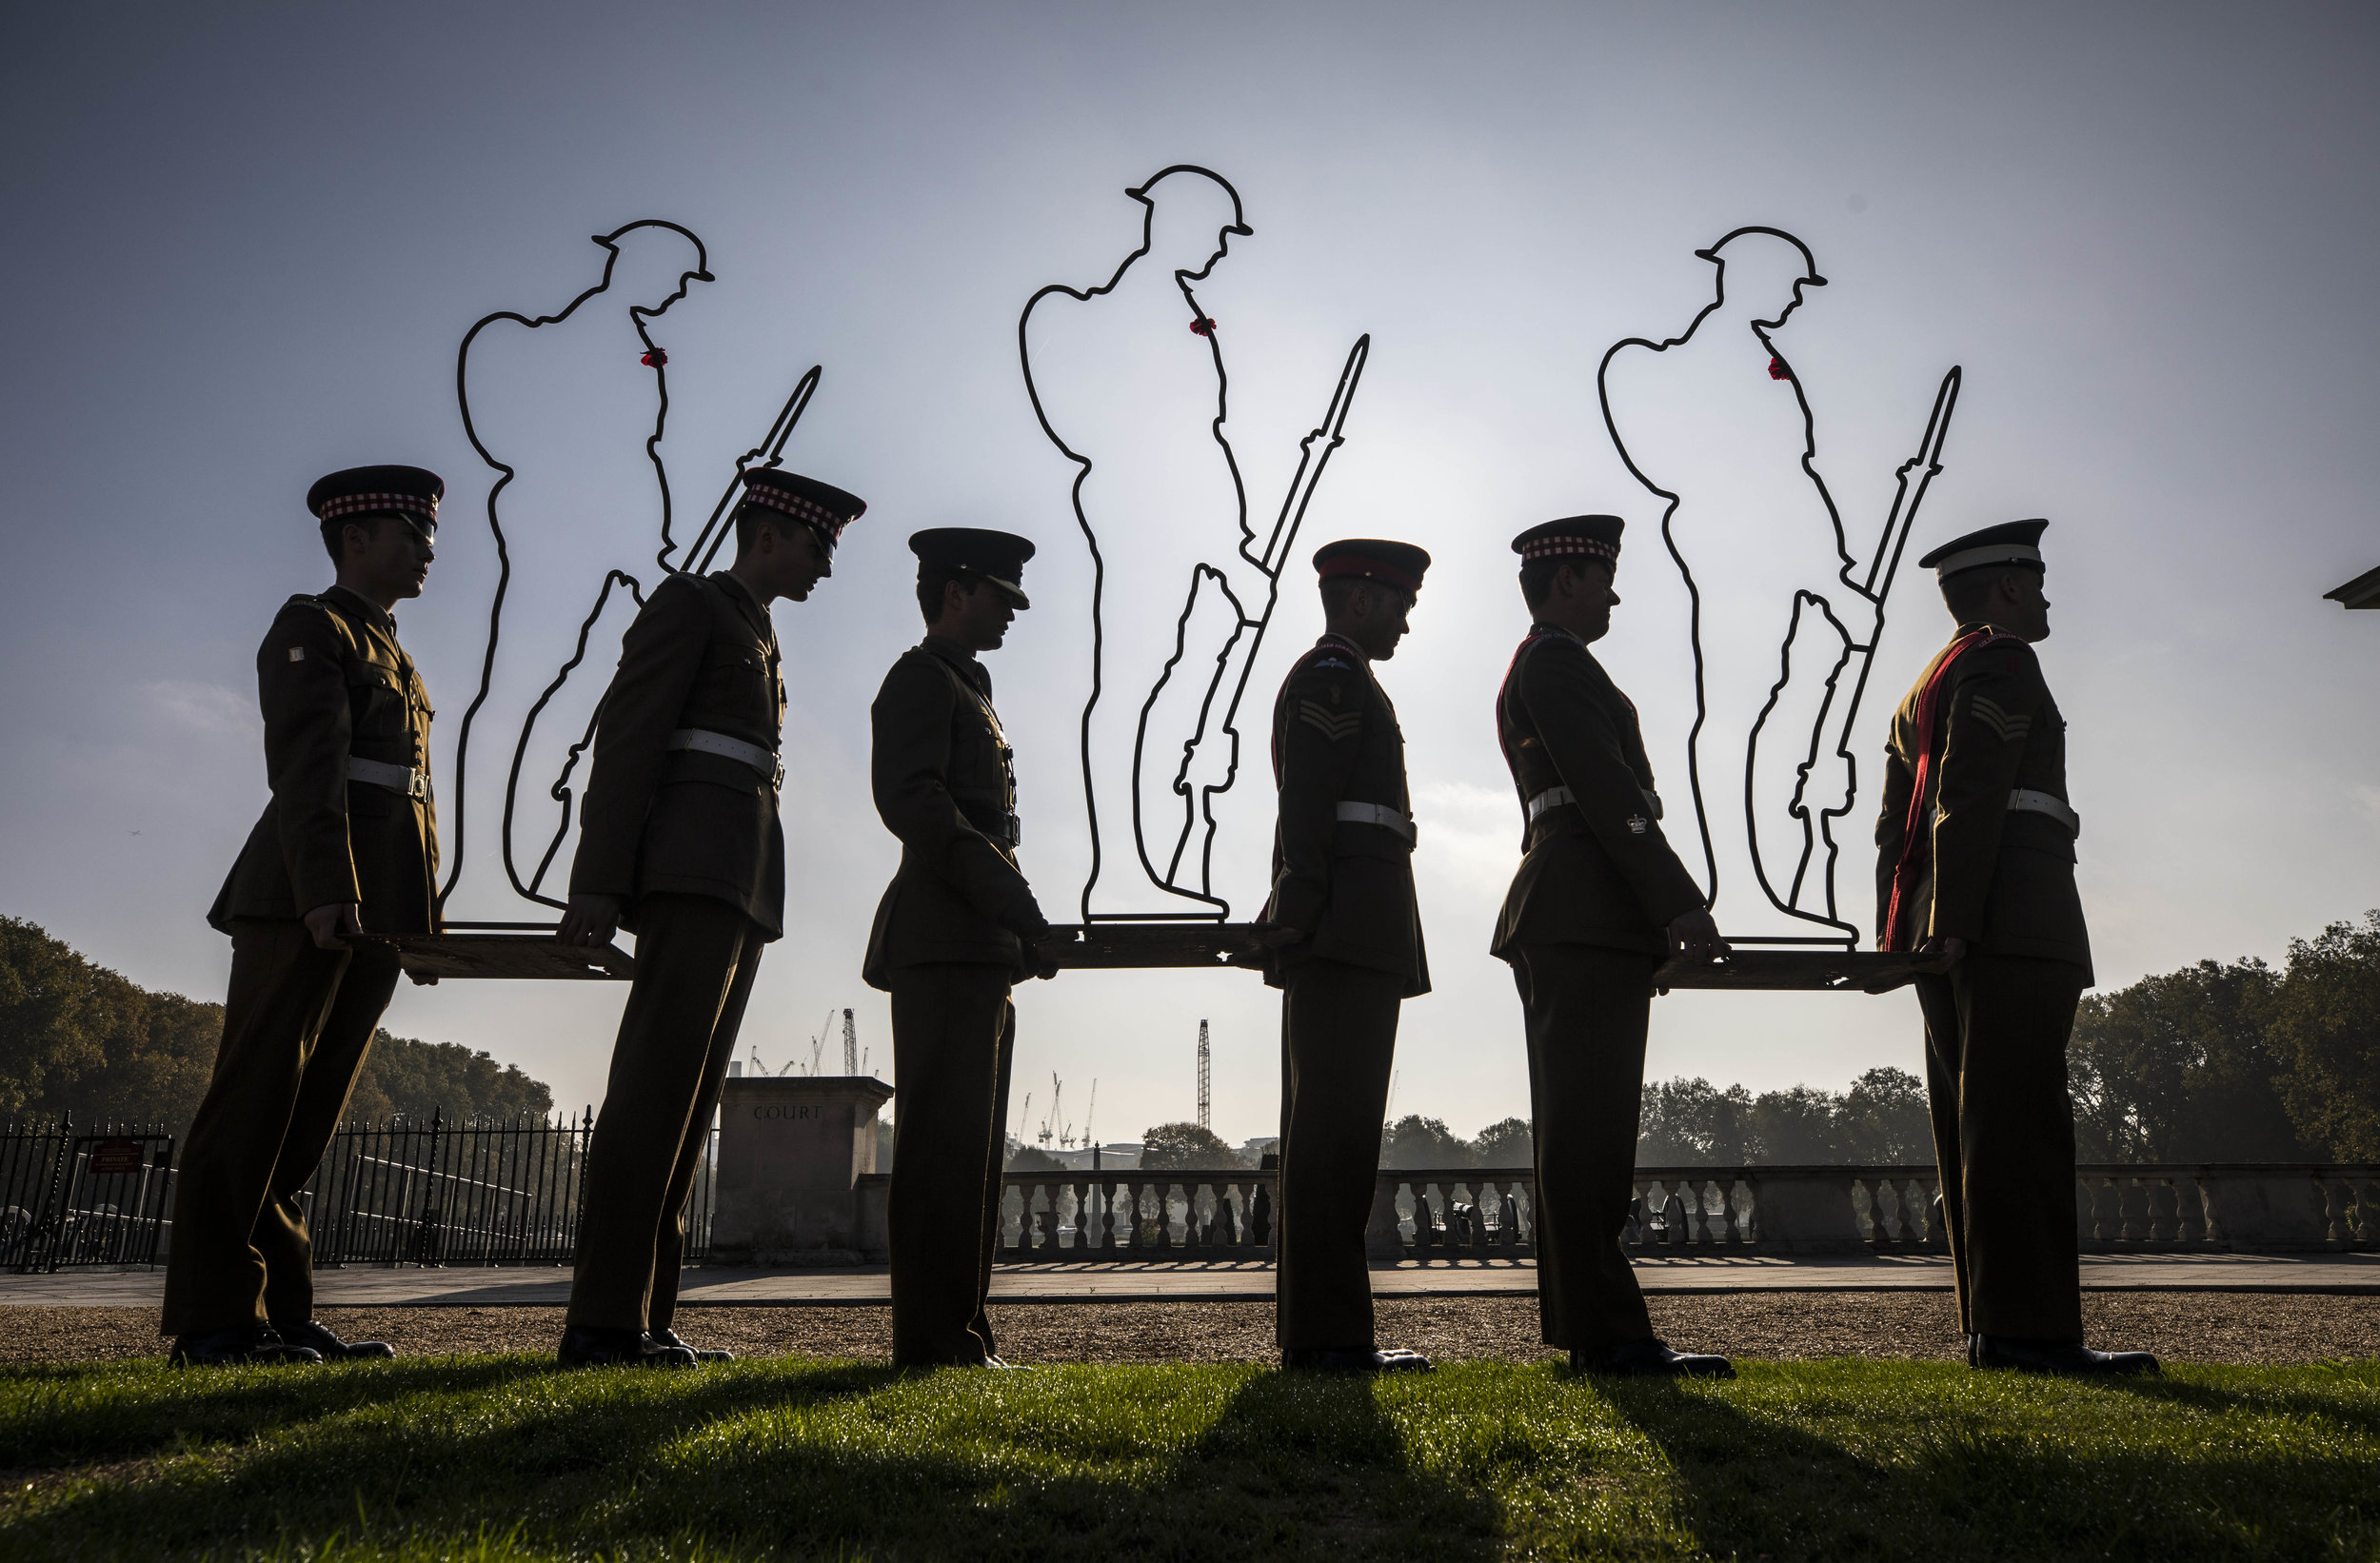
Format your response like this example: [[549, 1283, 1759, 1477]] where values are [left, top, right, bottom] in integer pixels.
[[1749, 1168, 1868, 1252], [710, 1077, 894, 1264], [2203, 1169, 2330, 1251]]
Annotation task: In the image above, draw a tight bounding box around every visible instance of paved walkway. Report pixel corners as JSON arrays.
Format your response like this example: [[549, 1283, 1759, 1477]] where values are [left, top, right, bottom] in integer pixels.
[[6, 1251, 2374, 1307]]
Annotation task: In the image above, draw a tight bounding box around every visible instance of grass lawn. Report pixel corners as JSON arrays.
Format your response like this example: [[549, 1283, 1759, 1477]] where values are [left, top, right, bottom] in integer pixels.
[[2, 1355, 2376, 1561]]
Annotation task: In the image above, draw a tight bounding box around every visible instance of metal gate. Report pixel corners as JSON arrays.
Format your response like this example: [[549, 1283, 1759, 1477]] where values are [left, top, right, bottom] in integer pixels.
[[1, 1116, 177, 1272]]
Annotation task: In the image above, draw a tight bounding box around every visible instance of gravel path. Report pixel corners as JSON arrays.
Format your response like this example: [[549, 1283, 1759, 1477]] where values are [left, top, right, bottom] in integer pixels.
[[7, 1292, 2376, 1366]]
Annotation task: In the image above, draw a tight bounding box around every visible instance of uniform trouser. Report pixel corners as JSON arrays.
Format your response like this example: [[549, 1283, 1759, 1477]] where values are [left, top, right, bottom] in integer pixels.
[[1511, 942, 1661, 1352], [885, 962, 1017, 1366], [162, 921, 401, 1335], [1277, 959, 1403, 1351], [1914, 951, 2089, 1342], [566, 894, 767, 1335]]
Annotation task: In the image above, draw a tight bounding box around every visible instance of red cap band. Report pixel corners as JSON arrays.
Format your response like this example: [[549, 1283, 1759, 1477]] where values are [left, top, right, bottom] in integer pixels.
[[743, 485, 855, 538], [1519, 536, 1616, 564], [319, 491, 439, 523]]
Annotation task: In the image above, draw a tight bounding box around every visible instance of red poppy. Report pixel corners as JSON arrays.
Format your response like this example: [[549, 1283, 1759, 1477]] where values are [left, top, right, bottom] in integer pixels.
[[1190, 317, 1217, 337], [642, 348, 669, 368], [1768, 356, 1792, 381]]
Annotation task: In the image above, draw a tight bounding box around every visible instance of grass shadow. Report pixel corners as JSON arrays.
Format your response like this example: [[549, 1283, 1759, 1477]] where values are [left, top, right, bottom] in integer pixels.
[[1600, 1362, 2380, 1563], [4, 1360, 894, 1560], [3, 1362, 1503, 1563], [0, 1355, 557, 1467]]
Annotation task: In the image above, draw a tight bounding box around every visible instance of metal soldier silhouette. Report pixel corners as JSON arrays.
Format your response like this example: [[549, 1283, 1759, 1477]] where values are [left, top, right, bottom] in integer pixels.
[[1600, 228, 1956, 944], [1021, 167, 1368, 923], [446, 221, 714, 918]]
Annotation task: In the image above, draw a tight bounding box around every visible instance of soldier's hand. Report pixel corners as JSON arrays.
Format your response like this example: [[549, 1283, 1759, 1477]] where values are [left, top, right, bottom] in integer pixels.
[[1253, 922, 1304, 952], [304, 902, 364, 950], [1666, 908, 1729, 965], [1026, 926, 1078, 980], [1915, 936, 1967, 974], [557, 894, 622, 949]]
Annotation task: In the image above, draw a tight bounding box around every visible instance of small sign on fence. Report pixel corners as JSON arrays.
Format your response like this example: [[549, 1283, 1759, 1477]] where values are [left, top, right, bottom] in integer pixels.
[[84, 1138, 144, 1177]]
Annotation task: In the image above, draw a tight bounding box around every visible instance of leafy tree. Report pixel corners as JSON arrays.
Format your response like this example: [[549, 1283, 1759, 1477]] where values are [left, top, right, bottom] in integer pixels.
[[1378, 1114, 1473, 1168], [1839, 1067, 1934, 1164], [346, 1033, 552, 1122], [1472, 1116, 1535, 1167], [1746, 1085, 1853, 1164], [1005, 1142, 1063, 1172], [1140, 1120, 1235, 1170], [0, 916, 112, 1117], [1637, 1077, 1750, 1164], [1, 916, 554, 1134], [2268, 912, 2380, 1159], [2067, 957, 2305, 1161]]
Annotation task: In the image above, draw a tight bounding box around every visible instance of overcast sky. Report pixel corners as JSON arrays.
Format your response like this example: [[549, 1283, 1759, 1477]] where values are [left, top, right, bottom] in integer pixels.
[[4, 2, 2375, 1149]]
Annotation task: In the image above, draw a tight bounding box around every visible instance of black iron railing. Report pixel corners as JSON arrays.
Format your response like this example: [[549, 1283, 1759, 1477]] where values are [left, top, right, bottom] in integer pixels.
[[303, 1110, 717, 1268], [2, 1116, 177, 1272]]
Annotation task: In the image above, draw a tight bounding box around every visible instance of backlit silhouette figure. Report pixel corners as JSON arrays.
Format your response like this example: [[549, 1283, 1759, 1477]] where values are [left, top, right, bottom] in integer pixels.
[[1600, 228, 1958, 942], [445, 222, 712, 918], [1021, 167, 1367, 921]]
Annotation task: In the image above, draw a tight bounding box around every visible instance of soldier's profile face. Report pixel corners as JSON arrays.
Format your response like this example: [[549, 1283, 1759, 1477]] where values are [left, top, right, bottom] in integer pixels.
[[1350, 584, 1412, 661], [773, 524, 832, 602], [349, 512, 433, 600]]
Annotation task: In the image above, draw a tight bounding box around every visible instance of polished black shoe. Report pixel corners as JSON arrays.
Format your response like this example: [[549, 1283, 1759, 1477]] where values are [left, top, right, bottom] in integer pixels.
[[1281, 1346, 1435, 1374], [557, 1326, 697, 1369], [273, 1318, 395, 1359], [169, 1325, 323, 1367], [648, 1327, 733, 1364], [1973, 1335, 2159, 1376], [1570, 1337, 1735, 1378]]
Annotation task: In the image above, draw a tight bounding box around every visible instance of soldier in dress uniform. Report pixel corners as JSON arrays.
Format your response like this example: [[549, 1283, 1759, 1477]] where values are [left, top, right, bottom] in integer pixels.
[[163, 465, 445, 1366], [1877, 519, 2155, 1375], [1490, 516, 1735, 1377], [555, 467, 863, 1368], [864, 528, 1066, 1368], [1259, 539, 1434, 1373]]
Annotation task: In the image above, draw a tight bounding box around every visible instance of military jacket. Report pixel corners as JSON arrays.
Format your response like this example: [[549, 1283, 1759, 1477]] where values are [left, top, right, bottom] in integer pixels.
[[1490, 625, 1705, 960], [1874, 623, 2092, 979], [863, 637, 1048, 987], [569, 571, 786, 939], [1260, 633, 1429, 995], [209, 585, 439, 935]]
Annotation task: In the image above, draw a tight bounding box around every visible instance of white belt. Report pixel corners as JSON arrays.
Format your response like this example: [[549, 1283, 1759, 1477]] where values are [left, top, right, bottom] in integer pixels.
[[1336, 801, 1416, 842], [668, 728, 784, 790], [347, 757, 427, 800], [1527, 786, 1664, 822], [2008, 788, 2079, 836]]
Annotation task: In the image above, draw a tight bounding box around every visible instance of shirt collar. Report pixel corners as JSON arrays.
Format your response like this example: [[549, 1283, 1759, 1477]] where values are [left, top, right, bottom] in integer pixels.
[[708, 570, 776, 643], [1316, 630, 1369, 662], [322, 584, 397, 639], [1528, 622, 1585, 647], [922, 634, 993, 696]]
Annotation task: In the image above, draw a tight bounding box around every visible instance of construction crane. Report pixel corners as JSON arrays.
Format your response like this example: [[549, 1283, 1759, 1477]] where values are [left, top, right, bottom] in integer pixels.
[[841, 1009, 858, 1076], [1197, 1019, 1212, 1133], [1038, 1074, 1062, 1149]]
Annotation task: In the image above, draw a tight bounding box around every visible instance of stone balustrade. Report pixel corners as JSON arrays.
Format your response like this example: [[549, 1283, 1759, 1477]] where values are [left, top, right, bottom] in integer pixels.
[[902, 1162, 2380, 1264]]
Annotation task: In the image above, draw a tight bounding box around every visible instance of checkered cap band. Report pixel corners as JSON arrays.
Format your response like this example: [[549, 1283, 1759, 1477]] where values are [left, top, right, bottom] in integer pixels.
[[742, 484, 855, 537], [1520, 537, 1617, 563], [319, 491, 439, 523]]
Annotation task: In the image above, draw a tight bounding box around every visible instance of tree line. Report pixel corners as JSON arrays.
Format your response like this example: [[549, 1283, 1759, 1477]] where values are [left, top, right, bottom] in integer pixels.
[[11, 907, 2377, 1165], [1123, 911, 2380, 1171], [0, 916, 555, 1133]]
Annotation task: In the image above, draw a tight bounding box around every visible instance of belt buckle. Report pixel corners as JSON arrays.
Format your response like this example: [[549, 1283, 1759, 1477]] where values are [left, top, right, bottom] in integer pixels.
[[408, 771, 427, 801], [770, 757, 785, 791]]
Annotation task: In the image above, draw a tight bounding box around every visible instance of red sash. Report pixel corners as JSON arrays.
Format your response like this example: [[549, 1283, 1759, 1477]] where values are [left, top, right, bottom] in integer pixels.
[[1880, 628, 2020, 952]]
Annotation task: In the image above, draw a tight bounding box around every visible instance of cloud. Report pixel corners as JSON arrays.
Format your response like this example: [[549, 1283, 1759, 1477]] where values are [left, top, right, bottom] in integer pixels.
[[142, 680, 258, 737]]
